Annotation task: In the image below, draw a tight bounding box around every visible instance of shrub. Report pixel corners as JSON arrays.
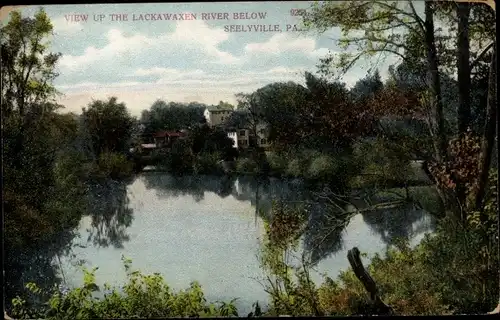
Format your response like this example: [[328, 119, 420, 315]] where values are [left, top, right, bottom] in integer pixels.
[[259, 172, 498, 316], [194, 152, 223, 175], [160, 140, 194, 174], [266, 152, 287, 175], [307, 155, 338, 181], [11, 257, 239, 319], [285, 158, 303, 178], [300, 149, 323, 160], [236, 158, 259, 174], [94, 152, 133, 180], [352, 139, 413, 187]]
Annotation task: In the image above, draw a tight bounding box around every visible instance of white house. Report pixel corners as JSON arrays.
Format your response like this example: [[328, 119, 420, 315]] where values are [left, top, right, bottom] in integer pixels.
[[204, 105, 234, 127], [226, 122, 269, 149], [237, 128, 250, 148], [227, 131, 239, 148]]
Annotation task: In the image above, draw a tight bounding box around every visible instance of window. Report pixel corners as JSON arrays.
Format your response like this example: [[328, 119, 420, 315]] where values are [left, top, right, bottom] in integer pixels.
[[221, 116, 224, 121], [239, 130, 246, 136], [260, 138, 267, 145]]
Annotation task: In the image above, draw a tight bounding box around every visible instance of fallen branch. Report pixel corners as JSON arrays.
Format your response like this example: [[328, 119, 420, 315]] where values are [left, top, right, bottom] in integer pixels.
[[347, 247, 394, 315]]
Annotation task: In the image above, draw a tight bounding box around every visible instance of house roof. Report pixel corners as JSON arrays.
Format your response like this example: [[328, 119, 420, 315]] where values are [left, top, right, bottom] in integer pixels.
[[153, 131, 187, 138]]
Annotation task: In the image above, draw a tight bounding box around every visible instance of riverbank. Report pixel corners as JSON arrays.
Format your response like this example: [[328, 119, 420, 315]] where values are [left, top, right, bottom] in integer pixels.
[[141, 146, 431, 191]]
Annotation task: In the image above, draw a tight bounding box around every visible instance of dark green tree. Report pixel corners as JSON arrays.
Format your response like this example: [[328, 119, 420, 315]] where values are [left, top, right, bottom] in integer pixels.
[[82, 97, 134, 156]]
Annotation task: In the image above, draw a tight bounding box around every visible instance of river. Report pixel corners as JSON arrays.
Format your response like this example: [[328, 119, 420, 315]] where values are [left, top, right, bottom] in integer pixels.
[[53, 173, 435, 315]]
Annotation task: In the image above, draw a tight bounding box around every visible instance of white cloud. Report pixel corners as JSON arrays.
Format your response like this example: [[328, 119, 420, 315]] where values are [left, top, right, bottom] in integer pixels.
[[57, 81, 144, 90], [244, 33, 329, 60], [55, 66, 312, 116], [57, 20, 240, 72], [59, 66, 308, 91], [132, 67, 205, 79]]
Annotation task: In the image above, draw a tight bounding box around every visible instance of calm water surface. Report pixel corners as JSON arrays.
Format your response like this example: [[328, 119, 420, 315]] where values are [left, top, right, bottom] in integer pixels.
[[58, 173, 435, 314]]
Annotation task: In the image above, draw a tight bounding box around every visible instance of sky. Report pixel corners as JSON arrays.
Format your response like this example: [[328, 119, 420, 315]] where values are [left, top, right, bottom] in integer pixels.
[[4, 2, 412, 116]]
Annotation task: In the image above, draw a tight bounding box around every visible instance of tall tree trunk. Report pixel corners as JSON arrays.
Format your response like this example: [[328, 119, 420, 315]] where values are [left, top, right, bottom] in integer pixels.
[[424, 1, 446, 163], [474, 42, 497, 210], [454, 2, 472, 210], [424, 1, 458, 219], [456, 3, 471, 134]]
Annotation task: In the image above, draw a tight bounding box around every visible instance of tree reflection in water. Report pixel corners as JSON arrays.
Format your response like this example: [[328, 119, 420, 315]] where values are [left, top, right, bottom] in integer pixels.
[[5, 173, 436, 313], [5, 178, 135, 312], [140, 173, 435, 266], [4, 229, 78, 310], [85, 180, 134, 249]]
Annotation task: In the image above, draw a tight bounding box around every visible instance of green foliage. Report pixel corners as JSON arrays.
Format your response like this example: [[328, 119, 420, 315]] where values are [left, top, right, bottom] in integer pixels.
[[257, 173, 498, 315], [93, 152, 134, 181], [1, 9, 89, 254], [141, 100, 207, 134], [351, 138, 414, 188], [82, 97, 134, 156], [249, 82, 309, 147], [302, 1, 420, 75], [236, 157, 259, 174], [285, 158, 304, 178], [266, 152, 288, 175], [307, 154, 338, 181], [203, 128, 235, 156], [11, 257, 240, 319], [194, 152, 224, 175], [1, 8, 61, 115], [258, 202, 321, 316], [159, 139, 195, 174], [350, 70, 384, 102]]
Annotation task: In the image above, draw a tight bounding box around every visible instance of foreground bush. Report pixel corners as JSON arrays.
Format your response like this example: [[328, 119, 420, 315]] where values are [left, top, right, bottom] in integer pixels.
[[259, 173, 498, 316], [11, 257, 239, 319], [261, 225, 497, 316]]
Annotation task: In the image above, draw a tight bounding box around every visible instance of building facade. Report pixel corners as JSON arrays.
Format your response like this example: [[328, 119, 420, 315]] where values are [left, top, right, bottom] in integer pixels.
[[204, 106, 234, 127], [205, 106, 270, 149], [227, 123, 269, 149]]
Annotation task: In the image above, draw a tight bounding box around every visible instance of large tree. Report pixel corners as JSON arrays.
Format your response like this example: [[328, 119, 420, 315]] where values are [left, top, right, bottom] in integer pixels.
[[240, 81, 308, 148], [82, 97, 134, 156], [1, 9, 90, 305], [302, 0, 448, 159], [140, 100, 207, 134], [302, 0, 496, 215]]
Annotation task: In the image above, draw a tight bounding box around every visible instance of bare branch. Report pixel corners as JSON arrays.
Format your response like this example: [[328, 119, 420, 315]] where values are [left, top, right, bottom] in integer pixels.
[[347, 35, 411, 52], [408, 1, 426, 33], [470, 41, 494, 71], [373, 0, 421, 23], [369, 20, 419, 33]]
